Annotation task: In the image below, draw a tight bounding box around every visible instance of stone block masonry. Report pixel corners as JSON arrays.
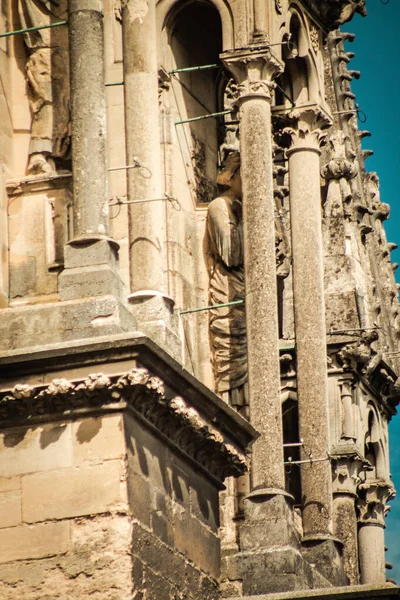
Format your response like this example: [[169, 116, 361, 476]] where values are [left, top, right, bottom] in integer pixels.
[[0, 337, 254, 599]]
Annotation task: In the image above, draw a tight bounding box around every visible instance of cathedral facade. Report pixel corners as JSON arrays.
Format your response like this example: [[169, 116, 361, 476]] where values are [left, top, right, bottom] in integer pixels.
[[0, 0, 399, 598]]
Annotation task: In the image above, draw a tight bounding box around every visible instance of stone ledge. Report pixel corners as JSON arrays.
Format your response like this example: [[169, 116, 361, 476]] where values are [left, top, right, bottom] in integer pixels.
[[0, 335, 257, 485], [226, 583, 400, 600]]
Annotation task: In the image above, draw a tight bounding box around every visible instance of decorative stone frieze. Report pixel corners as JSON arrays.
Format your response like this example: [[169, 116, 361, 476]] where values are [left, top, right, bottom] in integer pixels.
[[357, 480, 395, 526], [0, 367, 248, 482]]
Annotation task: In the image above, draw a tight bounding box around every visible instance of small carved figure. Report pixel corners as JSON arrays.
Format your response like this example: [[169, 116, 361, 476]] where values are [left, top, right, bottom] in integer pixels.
[[207, 152, 248, 415], [321, 131, 357, 218], [338, 330, 382, 376], [18, 0, 70, 174]]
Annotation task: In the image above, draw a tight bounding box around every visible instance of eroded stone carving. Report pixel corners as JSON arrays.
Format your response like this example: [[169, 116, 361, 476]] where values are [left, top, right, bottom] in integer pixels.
[[366, 173, 390, 222], [321, 131, 358, 218], [357, 480, 395, 526], [309, 24, 319, 53], [207, 152, 248, 415], [332, 455, 364, 495], [18, 0, 70, 175], [273, 159, 291, 279], [307, 0, 367, 27], [0, 367, 248, 479], [338, 330, 382, 376], [219, 77, 240, 160]]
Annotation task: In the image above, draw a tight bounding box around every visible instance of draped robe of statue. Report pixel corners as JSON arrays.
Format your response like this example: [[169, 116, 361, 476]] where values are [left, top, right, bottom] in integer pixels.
[[18, 0, 70, 174], [207, 156, 248, 414]]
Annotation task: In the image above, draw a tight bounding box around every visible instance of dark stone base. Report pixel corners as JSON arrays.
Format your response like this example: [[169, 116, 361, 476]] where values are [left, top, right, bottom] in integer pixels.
[[222, 547, 332, 596], [302, 536, 348, 587]]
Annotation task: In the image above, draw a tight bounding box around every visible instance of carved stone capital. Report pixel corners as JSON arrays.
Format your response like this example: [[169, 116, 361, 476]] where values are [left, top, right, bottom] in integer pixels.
[[0, 367, 249, 483], [221, 47, 284, 102], [332, 454, 364, 496], [284, 105, 332, 155], [357, 480, 395, 526]]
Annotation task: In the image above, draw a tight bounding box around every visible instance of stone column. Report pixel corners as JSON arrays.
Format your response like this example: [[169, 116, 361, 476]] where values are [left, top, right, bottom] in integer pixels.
[[221, 47, 285, 494], [121, 0, 176, 348], [68, 0, 110, 243], [332, 455, 363, 584], [286, 107, 333, 538], [357, 480, 394, 584], [59, 0, 121, 301]]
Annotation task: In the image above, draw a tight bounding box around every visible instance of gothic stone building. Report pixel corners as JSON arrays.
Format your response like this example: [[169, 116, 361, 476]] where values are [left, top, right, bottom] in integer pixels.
[[0, 0, 399, 599]]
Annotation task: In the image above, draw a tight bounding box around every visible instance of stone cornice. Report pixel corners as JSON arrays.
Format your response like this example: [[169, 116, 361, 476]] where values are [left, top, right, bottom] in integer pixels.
[[0, 366, 248, 483], [0, 334, 257, 485], [6, 172, 72, 196]]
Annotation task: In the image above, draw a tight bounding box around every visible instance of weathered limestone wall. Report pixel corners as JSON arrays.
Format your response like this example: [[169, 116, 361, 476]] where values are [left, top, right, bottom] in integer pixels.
[[124, 415, 221, 599], [0, 414, 131, 600], [0, 411, 224, 599]]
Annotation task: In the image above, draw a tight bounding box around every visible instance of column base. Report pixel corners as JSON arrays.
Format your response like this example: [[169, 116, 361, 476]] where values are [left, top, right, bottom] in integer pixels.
[[128, 291, 182, 362], [219, 489, 330, 595], [240, 489, 299, 550], [222, 546, 332, 596], [301, 535, 348, 586], [59, 239, 124, 301]]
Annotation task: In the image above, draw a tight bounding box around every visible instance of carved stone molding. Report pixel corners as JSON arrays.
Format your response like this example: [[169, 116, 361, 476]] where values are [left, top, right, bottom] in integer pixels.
[[309, 24, 319, 54], [357, 480, 395, 526], [283, 106, 332, 155], [221, 46, 284, 103], [0, 367, 248, 482], [332, 454, 364, 496]]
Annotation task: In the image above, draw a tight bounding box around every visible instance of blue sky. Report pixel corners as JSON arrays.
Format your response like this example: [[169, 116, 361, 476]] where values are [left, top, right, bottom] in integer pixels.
[[346, 0, 400, 581]]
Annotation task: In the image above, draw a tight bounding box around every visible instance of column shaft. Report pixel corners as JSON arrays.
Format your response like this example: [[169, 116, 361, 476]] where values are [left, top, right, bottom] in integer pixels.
[[240, 97, 284, 491], [333, 494, 359, 584], [288, 145, 332, 536], [69, 0, 109, 240], [122, 0, 164, 294], [358, 524, 386, 584]]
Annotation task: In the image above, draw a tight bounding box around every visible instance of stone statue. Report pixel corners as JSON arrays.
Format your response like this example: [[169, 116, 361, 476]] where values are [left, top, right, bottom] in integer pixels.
[[18, 0, 70, 174], [207, 152, 248, 416]]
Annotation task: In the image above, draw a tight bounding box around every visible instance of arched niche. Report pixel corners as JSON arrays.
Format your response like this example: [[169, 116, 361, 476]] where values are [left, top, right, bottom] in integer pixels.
[[275, 8, 320, 108], [160, 0, 233, 51], [164, 0, 225, 204]]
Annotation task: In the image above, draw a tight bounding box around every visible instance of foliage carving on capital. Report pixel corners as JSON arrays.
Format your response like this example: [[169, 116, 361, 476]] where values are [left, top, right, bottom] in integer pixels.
[[221, 48, 284, 102], [283, 107, 332, 153], [357, 480, 395, 526]]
